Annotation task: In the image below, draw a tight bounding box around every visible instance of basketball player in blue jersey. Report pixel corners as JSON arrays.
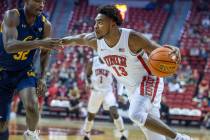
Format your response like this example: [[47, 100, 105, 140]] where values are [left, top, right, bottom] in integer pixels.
[[0, 0, 62, 140]]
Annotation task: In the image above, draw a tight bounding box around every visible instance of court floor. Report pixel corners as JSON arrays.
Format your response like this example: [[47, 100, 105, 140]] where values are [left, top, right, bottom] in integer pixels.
[[9, 116, 210, 140]]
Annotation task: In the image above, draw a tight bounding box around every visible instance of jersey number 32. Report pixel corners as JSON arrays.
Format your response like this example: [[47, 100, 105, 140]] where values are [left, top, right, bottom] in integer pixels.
[[13, 36, 32, 60]]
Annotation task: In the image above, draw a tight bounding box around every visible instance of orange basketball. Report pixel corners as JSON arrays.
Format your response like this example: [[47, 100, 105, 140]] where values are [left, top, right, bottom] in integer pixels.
[[148, 47, 179, 77]]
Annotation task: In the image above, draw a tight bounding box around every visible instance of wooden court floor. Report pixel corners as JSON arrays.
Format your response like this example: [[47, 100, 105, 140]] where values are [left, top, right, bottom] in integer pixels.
[[9, 116, 210, 140]]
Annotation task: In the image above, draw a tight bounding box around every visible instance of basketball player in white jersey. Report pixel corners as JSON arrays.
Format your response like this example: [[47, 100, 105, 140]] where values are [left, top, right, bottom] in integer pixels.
[[83, 56, 127, 140], [61, 5, 193, 140]]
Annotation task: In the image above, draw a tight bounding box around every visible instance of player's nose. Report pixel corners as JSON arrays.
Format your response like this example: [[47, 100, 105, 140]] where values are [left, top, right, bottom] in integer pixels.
[[94, 23, 98, 31], [39, 1, 44, 10]]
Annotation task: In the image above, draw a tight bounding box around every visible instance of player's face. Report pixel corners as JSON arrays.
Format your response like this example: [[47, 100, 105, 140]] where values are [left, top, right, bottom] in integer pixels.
[[94, 14, 113, 39], [25, 0, 45, 16]]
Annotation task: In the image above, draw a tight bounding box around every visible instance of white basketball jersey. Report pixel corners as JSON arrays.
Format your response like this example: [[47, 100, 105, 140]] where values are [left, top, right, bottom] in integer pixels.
[[97, 28, 163, 89], [91, 57, 113, 92]]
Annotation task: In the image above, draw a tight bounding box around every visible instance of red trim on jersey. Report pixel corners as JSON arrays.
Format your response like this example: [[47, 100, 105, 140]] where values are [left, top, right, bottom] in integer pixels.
[[140, 76, 147, 96], [151, 77, 160, 102], [146, 76, 154, 97], [137, 55, 152, 75]]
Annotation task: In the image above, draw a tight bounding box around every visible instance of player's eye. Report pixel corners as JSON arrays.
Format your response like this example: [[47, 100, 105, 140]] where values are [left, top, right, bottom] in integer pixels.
[[98, 21, 103, 25]]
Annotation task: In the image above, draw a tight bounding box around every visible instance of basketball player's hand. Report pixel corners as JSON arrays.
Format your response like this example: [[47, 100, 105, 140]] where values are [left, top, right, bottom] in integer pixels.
[[163, 45, 181, 64], [38, 38, 63, 50], [36, 78, 47, 97], [60, 38, 69, 45]]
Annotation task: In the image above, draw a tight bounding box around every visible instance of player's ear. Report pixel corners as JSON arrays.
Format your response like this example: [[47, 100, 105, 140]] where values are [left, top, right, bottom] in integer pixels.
[[111, 19, 116, 27]]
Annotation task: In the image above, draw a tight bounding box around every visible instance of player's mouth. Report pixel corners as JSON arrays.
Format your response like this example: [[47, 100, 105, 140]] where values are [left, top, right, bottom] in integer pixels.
[[36, 8, 43, 14], [95, 31, 100, 36]]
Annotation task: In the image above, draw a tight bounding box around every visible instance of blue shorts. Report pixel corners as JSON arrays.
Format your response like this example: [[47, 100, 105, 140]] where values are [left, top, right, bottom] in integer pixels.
[[0, 67, 37, 121]]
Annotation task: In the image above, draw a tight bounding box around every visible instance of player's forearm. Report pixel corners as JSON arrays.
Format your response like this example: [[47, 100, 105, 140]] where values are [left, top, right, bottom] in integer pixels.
[[145, 114, 177, 139], [4, 40, 41, 53], [62, 34, 86, 46], [40, 50, 51, 79]]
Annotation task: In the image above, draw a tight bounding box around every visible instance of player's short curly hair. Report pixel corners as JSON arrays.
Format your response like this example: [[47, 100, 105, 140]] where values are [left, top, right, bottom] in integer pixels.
[[97, 5, 123, 26]]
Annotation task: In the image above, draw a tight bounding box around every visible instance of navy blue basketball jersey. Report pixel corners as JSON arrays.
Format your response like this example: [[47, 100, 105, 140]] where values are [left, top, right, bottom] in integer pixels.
[[0, 9, 46, 71]]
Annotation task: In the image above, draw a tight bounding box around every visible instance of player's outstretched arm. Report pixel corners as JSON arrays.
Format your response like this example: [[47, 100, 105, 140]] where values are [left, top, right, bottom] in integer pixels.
[[129, 30, 181, 63], [61, 32, 97, 50], [2, 10, 62, 53]]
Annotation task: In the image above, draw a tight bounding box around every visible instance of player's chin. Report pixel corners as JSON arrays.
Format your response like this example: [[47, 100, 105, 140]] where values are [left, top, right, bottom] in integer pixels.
[[35, 10, 42, 16], [95, 32, 102, 39]]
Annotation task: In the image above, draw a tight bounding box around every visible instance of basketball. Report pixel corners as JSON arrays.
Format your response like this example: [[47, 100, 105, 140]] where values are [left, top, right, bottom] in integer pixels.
[[148, 47, 179, 77]]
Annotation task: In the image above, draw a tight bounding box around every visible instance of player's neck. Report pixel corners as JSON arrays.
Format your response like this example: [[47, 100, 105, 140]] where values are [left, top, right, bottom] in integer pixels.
[[104, 28, 121, 48], [24, 7, 36, 26]]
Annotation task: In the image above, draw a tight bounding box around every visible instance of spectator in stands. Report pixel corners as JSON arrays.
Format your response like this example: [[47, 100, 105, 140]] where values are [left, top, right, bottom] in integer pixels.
[[68, 72, 77, 89], [192, 69, 199, 84], [59, 64, 70, 84], [57, 85, 68, 100], [200, 47, 208, 59], [177, 65, 194, 86], [194, 79, 209, 106], [198, 79, 209, 96], [72, 19, 83, 32], [202, 15, 210, 28], [188, 24, 200, 38], [83, 16, 94, 26], [190, 47, 200, 56], [48, 83, 59, 98], [168, 79, 182, 93], [201, 35, 210, 44], [143, 20, 151, 33]]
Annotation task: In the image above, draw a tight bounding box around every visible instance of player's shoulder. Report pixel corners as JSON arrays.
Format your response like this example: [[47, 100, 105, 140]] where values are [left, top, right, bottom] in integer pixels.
[[4, 9, 20, 18], [127, 29, 149, 53], [3, 9, 20, 27], [43, 18, 51, 28], [40, 14, 50, 24], [128, 29, 141, 39], [39, 14, 51, 33], [128, 29, 147, 44]]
